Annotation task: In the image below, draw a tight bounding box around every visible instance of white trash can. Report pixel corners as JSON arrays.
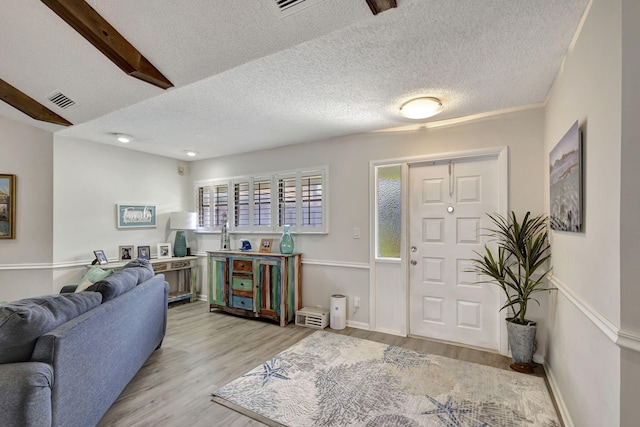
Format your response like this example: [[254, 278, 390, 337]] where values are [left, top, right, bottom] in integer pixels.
[[330, 294, 346, 330]]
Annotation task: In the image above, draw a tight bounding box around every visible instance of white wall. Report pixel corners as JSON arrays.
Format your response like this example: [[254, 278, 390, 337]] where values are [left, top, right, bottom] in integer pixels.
[[191, 107, 546, 333], [52, 136, 193, 290], [0, 117, 55, 300], [543, 0, 622, 425]]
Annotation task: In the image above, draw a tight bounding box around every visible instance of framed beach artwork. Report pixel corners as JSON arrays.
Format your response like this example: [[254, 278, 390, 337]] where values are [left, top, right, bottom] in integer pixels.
[[117, 204, 157, 228], [0, 174, 16, 239], [549, 120, 582, 232]]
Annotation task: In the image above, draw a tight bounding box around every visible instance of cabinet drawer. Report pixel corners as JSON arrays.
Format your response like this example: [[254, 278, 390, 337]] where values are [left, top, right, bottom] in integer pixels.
[[231, 295, 253, 310], [232, 259, 253, 273], [232, 276, 253, 292]]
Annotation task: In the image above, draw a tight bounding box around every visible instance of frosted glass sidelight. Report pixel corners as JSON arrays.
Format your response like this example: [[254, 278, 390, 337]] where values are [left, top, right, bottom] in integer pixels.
[[377, 165, 401, 258]]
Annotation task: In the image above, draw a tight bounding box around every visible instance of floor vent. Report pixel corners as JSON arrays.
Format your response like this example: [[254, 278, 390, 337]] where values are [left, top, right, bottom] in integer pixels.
[[274, 0, 325, 17], [47, 91, 76, 110]]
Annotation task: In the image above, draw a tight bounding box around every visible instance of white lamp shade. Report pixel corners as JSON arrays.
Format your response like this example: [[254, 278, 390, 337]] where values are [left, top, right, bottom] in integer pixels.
[[170, 212, 197, 230]]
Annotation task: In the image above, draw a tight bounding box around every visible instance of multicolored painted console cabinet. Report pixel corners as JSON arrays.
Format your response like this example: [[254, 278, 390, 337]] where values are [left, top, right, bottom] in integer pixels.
[[207, 251, 302, 326]]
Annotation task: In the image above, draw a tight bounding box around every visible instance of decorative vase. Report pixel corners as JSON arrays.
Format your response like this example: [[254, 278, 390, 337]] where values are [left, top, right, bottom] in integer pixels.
[[506, 319, 537, 373], [279, 225, 294, 254], [174, 230, 187, 257]]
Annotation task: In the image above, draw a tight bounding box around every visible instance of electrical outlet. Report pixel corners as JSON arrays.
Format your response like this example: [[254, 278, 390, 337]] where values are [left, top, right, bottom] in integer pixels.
[[354, 296, 360, 308]]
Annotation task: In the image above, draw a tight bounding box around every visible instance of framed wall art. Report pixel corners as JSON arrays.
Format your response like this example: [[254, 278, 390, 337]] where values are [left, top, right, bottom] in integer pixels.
[[117, 204, 157, 228], [0, 174, 16, 239], [119, 245, 134, 261], [550, 120, 582, 232]]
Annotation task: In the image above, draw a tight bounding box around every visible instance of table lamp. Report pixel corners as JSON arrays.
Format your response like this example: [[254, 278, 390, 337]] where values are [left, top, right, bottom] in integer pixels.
[[170, 212, 197, 257]]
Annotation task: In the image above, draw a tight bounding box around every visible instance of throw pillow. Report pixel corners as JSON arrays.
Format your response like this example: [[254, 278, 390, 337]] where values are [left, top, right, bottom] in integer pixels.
[[122, 259, 155, 284], [85, 268, 139, 302], [75, 266, 114, 293], [0, 292, 103, 364]]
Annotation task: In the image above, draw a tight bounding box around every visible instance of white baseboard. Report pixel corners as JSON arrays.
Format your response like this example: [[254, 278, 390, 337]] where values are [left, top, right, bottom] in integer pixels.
[[346, 320, 370, 330], [544, 363, 575, 427]]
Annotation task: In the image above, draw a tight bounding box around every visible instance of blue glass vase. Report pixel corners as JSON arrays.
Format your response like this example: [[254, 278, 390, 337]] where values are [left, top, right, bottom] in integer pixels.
[[174, 230, 187, 257], [279, 225, 294, 254]]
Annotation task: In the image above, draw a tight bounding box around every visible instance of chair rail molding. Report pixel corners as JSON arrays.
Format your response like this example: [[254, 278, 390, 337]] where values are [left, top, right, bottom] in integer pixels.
[[550, 275, 640, 352]]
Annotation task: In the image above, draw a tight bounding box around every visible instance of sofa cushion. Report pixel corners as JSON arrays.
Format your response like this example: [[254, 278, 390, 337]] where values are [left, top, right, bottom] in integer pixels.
[[86, 269, 139, 302], [122, 259, 155, 284], [0, 292, 103, 364], [75, 266, 114, 293]]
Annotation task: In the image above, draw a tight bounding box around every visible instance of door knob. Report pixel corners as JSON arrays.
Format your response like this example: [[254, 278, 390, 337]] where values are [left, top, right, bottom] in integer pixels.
[[410, 260, 417, 265], [410, 246, 417, 252]]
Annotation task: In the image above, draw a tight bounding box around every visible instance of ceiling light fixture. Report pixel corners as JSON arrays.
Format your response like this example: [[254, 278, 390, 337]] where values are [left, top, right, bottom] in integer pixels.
[[116, 133, 132, 143], [185, 150, 198, 157], [399, 97, 444, 119]]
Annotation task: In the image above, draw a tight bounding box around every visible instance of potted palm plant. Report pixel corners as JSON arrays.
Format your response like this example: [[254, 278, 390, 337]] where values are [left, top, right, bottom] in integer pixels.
[[471, 211, 554, 373]]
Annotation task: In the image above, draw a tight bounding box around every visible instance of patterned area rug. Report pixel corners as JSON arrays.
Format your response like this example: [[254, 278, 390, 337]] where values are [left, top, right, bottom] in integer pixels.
[[212, 331, 560, 427]]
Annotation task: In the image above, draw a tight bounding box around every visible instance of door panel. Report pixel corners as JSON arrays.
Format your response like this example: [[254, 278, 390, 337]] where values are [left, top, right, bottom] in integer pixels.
[[409, 157, 500, 350]]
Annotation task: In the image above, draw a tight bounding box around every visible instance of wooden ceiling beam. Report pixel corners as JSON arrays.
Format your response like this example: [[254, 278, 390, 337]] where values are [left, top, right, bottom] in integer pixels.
[[366, 0, 397, 15], [0, 79, 72, 126], [41, 0, 173, 90]]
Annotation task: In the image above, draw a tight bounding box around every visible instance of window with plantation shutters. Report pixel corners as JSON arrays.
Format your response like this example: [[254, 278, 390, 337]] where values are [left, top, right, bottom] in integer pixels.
[[253, 179, 271, 227], [195, 166, 327, 233], [212, 184, 228, 228], [197, 186, 211, 228], [301, 175, 322, 227], [234, 182, 250, 227], [278, 177, 296, 227]]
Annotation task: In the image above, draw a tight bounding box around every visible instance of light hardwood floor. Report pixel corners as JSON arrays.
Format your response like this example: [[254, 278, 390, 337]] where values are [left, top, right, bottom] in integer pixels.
[[97, 301, 555, 426]]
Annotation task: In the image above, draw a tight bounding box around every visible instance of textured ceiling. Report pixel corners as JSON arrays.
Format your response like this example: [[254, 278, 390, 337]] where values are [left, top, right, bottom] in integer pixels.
[[0, 0, 589, 160]]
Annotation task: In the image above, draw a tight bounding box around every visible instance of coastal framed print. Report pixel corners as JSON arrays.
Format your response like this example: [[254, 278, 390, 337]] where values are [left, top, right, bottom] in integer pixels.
[[0, 174, 16, 239], [117, 204, 157, 228], [550, 120, 582, 232]]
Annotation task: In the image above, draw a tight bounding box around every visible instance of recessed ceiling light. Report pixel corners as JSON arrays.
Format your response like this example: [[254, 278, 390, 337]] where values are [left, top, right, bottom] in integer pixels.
[[185, 150, 198, 157], [399, 97, 444, 119], [115, 133, 132, 143]]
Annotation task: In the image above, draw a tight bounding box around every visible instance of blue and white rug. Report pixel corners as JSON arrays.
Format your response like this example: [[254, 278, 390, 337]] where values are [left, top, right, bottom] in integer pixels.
[[212, 331, 560, 427]]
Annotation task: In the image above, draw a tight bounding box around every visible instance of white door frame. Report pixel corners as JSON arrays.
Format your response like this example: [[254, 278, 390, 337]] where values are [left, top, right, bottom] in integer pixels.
[[369, 146, 510, 356]]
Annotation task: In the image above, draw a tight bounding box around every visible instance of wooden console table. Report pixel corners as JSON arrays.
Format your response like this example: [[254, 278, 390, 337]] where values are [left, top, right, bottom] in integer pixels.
[[88, 256, 198, 303], [207, 251, 302, 326]]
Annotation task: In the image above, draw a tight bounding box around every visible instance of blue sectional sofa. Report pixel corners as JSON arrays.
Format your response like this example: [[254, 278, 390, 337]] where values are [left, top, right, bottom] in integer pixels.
[[0, 260, 169, 427]]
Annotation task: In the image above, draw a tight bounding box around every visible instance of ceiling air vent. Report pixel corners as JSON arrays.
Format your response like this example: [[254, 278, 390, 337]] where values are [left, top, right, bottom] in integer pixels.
[[47, 91, 76, 110], [273, 0, 325, 17]]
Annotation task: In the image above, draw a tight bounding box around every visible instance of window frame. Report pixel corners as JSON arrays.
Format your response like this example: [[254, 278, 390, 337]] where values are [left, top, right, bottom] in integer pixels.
[[194, 166, 328, 234]]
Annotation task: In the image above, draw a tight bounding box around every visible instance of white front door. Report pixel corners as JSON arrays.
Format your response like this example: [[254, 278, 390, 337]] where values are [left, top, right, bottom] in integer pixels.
[[409, 156, 501, 350]]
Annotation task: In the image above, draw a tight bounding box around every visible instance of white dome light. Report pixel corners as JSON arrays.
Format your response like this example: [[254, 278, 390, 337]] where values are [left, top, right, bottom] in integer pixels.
[[399, 97, 444, 119], [116, 133, 132, 143]]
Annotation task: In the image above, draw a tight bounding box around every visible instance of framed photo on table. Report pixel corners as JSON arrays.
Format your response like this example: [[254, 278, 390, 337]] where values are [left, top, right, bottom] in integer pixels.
[[157, 243, 172, 259], [137, 245, 150, 260], [119, 245, 134, 261], [259, 238, 273, 253], [93, 250, 108, 265]]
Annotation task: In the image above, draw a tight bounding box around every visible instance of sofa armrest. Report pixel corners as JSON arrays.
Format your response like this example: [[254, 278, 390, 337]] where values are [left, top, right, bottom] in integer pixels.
[[0, 362, 53, 427]]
